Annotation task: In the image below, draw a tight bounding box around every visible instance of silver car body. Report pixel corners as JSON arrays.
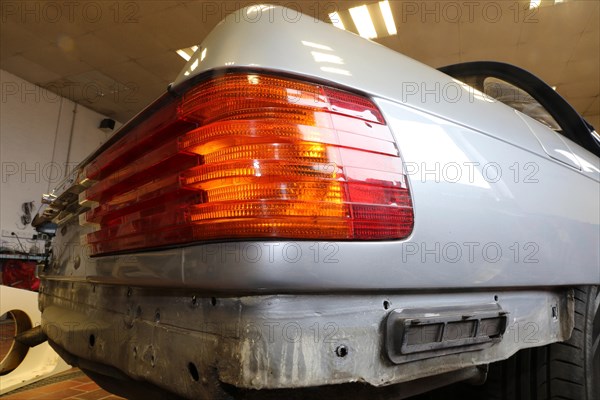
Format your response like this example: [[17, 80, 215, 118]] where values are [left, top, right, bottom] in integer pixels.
[[38, 6, 600, 399]]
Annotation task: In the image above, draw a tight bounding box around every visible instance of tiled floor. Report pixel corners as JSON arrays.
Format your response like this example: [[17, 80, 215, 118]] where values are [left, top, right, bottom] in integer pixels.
[[1, 368, 126, 400]]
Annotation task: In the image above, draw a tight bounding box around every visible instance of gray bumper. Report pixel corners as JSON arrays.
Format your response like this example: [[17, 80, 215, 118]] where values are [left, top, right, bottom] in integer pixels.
[[40, 280, 573, 399]]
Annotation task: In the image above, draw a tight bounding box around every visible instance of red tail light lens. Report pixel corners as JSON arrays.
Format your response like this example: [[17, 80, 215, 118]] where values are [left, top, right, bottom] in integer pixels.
[[82, 73, 413, 255]]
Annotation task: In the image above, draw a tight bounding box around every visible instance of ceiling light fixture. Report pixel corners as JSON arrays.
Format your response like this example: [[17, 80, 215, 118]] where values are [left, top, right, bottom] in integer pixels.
[[176, 49, 192, 61], [529, 0, 541, 9], [176, 46, 200, 62], [329, 11, 346, 30], [379, 1, 397, 36], [349, 5, 377, 39]]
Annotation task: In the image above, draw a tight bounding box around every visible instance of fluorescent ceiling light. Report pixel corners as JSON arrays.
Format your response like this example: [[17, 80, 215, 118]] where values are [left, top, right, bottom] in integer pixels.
[[176, 45, 200, 61], [529, 0, 541, 8], [329, 11, 345, 30], [349, 5, 377, 39], [200, 48, 207, 62], [379, 1, 397, 36], [176, 49, 192, 61], [328, 3, 398, 38]]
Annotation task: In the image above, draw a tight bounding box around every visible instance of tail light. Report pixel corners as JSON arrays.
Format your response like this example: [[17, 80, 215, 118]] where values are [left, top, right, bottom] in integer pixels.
[[81, 73, 413, 256]]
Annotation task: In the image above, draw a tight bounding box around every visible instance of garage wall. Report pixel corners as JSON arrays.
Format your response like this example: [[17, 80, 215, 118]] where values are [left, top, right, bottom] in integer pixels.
[[1, 69, 121, 253]]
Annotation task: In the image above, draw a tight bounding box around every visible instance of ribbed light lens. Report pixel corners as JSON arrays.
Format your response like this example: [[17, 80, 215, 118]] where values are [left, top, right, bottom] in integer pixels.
[[81, 73, 414, 255]]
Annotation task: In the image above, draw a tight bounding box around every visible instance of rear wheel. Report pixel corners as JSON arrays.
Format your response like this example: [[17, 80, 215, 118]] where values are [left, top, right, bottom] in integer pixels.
[[438, 286, 599, 400], [541, 285, 599, 399]]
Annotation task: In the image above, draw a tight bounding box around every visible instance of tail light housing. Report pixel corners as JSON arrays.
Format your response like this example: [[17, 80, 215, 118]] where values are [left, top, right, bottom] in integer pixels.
[[81, 73, 413, 256]]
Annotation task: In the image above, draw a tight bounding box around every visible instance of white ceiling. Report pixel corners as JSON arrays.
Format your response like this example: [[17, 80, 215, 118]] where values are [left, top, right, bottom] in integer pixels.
[[1, 0, 598, 124]]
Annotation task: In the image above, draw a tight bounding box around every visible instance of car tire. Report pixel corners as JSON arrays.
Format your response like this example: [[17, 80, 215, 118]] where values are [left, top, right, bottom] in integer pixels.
[[542, 285, 600, 400], [436, 286, 599, 400]]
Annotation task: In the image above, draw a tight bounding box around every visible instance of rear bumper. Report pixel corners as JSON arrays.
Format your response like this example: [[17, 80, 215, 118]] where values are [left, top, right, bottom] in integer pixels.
[[40, 280, 573, 399]]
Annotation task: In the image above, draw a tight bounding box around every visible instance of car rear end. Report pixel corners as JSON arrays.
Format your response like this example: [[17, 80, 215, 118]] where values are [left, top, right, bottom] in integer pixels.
[[35, 6, 599, 400]]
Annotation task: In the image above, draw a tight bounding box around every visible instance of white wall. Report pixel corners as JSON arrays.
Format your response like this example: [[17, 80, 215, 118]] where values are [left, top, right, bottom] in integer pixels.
[[1, 69, 121, 252]]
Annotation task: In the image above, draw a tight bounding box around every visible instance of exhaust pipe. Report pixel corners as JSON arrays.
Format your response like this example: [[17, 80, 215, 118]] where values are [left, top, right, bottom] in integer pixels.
[[14, 326, 48, 348]]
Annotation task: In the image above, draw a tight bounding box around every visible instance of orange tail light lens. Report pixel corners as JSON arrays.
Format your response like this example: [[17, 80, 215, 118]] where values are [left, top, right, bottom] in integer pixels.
[[81, 73, 413, 255]]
